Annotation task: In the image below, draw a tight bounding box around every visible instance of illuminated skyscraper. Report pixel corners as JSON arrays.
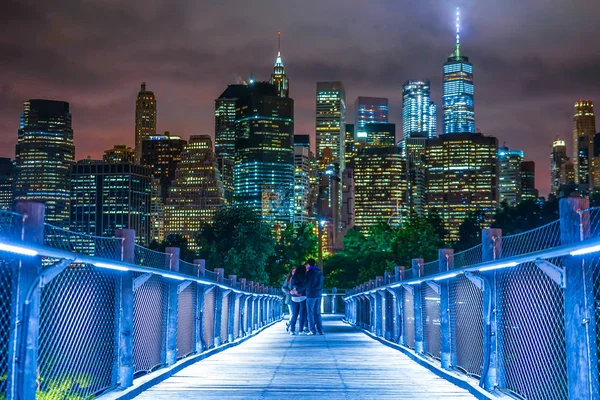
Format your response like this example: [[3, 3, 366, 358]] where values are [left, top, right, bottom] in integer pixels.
[[70, 160, 151, 245], [442, 9, 475, 135], [355, 97, 388, 131], [316, 82, 346, 168], [520, 161, 538, 201], [103, 145, 135, 164], [344, 124, 357, 166], [215, 84, 249, 204], [425, 133, 498, 242], [356, 123, 396, 148], [498, 146, 524, 207], [270, 32, 289, 98], [234, 82, 294, 227], [353, 146, 407, 232], [164, 135, 224, 251], [402, 81, 437, 139], [550, 137, 567, 196], [14, 99, 74, 227], [293, 135, 312, 227], [0, 158, 14, 210], [573, 100, 596, 189], [141, 132, 187, 201], [134, 83, 157, 163]]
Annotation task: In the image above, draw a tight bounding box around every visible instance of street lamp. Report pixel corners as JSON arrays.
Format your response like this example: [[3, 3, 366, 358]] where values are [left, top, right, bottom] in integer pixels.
[[318, 219, 326, 272]]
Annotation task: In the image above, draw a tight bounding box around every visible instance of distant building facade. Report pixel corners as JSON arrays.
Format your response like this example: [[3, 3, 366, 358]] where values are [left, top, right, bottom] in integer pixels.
[[70, 160, 151, 245], [134, 83, 157, 163], [14, 99, 74, 228]]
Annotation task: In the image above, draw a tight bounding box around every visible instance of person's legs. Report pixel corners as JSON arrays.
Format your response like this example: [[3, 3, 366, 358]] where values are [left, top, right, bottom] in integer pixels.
[[306, 298, 318, 334], [289, 301, 300, 333], [298, 300, 307, 333], [302, 301, 309, 332], [315, 298, 324, 334]]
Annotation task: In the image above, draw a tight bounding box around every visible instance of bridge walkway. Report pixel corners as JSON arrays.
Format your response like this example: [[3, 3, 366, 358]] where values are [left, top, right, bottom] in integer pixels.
[[134, 316, 476, 399]]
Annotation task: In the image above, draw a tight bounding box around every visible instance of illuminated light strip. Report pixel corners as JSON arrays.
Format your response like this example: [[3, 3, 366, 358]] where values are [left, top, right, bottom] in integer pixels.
[[406, 280, 422, 285], [570, 244, 600, 256], [0, 243, 39, 256], [433, 271, 461, 281], [94, 262, 129, 271], [478, 261, 518, 272]]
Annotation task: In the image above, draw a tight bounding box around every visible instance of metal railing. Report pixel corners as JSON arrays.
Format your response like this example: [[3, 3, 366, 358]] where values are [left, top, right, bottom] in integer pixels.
[[0, 202, 283, 400], [344, 198, 600, 400]]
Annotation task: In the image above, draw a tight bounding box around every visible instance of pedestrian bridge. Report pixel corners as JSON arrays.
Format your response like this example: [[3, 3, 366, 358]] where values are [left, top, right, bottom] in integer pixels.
[[0, 198, 599, 400]]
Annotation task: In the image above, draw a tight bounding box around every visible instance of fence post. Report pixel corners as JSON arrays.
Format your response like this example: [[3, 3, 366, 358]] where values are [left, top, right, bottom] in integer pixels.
[[227, 275, 237, 342], [247, 281, 254, 333], [164, 247, 180, 366], [332, 287, 337, 314], [115, 229, 135, 388], [439, 248, 454, 370], [193, 259, 206, 353], [213, 268, 224, 346], [481, 228, 504, 391], [375, 277, 383, 336], [7, 202, 45, 399], [413, 259, 424, 353], [560, 197, 599, 399]]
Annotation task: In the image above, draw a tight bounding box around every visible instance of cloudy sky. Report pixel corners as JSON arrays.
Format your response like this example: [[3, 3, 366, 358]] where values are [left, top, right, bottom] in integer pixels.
[[1, 0, 599, 196]]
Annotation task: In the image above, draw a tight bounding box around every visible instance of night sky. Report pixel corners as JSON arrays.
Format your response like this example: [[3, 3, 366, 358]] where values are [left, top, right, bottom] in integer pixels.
[[1, 0, 599, 196]]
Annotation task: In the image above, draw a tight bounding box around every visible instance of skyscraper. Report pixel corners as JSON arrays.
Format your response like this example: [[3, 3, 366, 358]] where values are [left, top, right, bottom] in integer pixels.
[[14, 99, 74, 227], [270, 32, 289, 98], [134, 83, 157, 163], [402, 81, 437, 139], [353, 146, 407, 232], [293, 135, 312, 227], [141, 132, 187, 201], [498, 146, 524, 207], [234, 82, 295, 227], [442, 9, 475, 135], [573, 100, 595, 189], [164, 135, 224, 250], [550, 137, 567, 196], [316, 82, 346, 168], [520, 161, 538, 201], [356, 123, 396, 148], [70, 160, 151, 245], [0, 158, 14, 210], [355, 97, 388, 132], [103, 145, 135, 164], [215, 84, 249, 204], [425, 133, 498, 241]]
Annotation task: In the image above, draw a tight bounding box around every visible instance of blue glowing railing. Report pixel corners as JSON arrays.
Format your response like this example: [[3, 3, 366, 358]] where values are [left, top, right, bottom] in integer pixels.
[[0, 207, 283, 400], [345, 200, 600, 400]]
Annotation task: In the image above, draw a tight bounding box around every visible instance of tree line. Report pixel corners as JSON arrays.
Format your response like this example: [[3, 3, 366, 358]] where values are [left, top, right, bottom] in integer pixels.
[[150, 198, 561, 289]]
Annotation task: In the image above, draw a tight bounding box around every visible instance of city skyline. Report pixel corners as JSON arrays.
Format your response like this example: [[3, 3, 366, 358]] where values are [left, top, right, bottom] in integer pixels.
[[1, 1, 599, 197]]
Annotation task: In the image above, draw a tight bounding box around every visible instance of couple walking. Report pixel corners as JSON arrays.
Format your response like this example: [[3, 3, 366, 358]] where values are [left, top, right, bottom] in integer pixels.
[[282, 258, 324, 335]]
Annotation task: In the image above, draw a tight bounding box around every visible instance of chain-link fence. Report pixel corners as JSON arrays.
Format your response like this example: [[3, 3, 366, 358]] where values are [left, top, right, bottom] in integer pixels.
[[44, 224, 123, 260], [423, 260, 439, 277], [203, 289, 216, 349], [38, 263, 118, 399], [497, 260, 567, 399], [593, 255, 600, 391], [453, 244, 483, 269], [451, 274, 484, 378], [422, 283, 441, 359], [133, 275, 168, 375], [0, 210, 23, 240], [177, 283, 197, 359], [0, 255, 17, 399], [500, 220, 561, 259], [134, 245, 170, 270], [403, 287, 415, 349], [220, 291, 230, 343]]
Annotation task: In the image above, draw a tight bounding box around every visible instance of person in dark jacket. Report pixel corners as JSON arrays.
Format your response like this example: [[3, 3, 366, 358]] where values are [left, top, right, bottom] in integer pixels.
[[289, 265, 308, 335], [304, 258, 324, 335]]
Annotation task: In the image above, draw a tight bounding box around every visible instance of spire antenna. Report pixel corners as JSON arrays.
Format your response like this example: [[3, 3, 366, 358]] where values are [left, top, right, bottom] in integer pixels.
[[455, 8, 461, 57], [277, 31, 281, 56]]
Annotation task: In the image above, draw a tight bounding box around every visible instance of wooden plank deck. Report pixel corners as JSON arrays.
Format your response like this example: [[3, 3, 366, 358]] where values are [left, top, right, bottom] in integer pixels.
[[134, 316, 476, 399]]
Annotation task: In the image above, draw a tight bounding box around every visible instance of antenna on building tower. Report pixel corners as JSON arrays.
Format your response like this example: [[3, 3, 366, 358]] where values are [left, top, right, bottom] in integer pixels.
[[455, 8, 461, 57]]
